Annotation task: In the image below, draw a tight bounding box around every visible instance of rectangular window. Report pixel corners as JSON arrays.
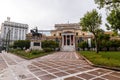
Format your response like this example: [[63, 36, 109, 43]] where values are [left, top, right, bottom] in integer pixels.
[[76, 33, 78, 36]]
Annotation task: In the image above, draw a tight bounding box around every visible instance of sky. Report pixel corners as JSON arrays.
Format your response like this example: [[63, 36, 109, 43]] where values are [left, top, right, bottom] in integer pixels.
[[0, 0, 107, 31]]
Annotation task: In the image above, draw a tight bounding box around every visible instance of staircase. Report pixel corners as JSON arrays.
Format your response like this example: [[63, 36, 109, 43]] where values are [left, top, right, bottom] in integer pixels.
[[61, 45, 75, 51]]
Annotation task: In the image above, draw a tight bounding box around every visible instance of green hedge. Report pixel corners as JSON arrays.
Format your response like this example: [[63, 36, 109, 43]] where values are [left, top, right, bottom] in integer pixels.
[[42, 40, 59, 52]]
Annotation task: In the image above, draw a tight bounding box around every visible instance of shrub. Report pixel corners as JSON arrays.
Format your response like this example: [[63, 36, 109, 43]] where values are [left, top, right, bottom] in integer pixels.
[[101, 40, 120, 51], [9, 49, 22, 53], [31, 50, 44, 55], [13, 40, 30, 50], [91, 40, 95, 48], [78, 41, 88, 50], [43, 48, 53, 52], [42, 40, 59, 51]]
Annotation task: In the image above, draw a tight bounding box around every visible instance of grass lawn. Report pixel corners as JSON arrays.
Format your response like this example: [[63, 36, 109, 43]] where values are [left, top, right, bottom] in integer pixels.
[[9, 49, 53, 59], [79, 51, 120, 68]]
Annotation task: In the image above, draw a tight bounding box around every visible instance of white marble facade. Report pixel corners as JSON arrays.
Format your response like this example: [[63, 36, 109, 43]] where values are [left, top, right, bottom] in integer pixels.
[[61, 33, 75, 51], [1, 17, 28, 44]]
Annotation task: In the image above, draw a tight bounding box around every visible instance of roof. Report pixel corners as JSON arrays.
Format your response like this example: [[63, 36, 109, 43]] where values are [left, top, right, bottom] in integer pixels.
[[104, 31, 114, 35], [2, 21, 28, 29], [55, 23, 80, 27], [54, 23, 81, 30]]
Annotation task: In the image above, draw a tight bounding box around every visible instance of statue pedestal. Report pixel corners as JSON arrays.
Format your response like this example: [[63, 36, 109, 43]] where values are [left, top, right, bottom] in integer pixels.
[[30, 28, 43, 50], [30, 41, 42, 50]]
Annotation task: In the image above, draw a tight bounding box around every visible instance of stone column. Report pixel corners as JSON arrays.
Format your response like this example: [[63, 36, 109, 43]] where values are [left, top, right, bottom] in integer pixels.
[[62, 35, 65, 46], [12, 28, 14, 40], [88, 38, 91, 47], [62, 35, 63, 46], [66, 35, 67, 46], [17, 29, 19, 40], [73, 35, 75, 45]]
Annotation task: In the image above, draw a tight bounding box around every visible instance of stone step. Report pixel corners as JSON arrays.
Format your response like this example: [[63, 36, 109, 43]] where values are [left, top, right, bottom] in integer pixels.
[[61, 46, 75, 51]]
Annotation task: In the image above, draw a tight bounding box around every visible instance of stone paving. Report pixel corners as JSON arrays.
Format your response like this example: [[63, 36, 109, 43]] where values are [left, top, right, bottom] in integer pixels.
[[0, 51, 120, 80]]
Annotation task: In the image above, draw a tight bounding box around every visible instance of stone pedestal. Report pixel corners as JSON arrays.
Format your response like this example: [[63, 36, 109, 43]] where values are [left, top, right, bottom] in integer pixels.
[[30, 41, 42, 50]]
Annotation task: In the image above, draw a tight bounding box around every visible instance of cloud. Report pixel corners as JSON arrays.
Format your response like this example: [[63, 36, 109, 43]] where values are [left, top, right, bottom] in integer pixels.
[[0, 0, 107, 31]]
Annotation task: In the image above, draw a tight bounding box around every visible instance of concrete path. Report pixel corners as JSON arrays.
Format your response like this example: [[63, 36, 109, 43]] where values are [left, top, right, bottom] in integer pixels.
[[0, 51, 120, 80]]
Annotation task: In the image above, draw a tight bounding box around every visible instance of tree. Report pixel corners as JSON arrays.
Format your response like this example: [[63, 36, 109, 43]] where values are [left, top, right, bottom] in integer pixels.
[[13, 40, 30, 50], [98, 33, 110, 50], [94, 0, 120, 32], [100, 34, 111, 51], [106, 9, 120, 32], [80, 9, 102, 53], [78, 41, 88, 51], [94, 0, 120, 10], [111, 40, 120, 50]]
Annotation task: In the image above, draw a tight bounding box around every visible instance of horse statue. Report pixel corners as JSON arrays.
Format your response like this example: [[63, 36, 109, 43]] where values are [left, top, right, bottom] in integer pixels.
[[30, 27, 42, 37]]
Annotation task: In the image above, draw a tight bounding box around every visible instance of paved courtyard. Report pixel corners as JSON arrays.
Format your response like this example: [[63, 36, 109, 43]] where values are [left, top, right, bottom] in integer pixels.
[[0, 51, 120, 80]]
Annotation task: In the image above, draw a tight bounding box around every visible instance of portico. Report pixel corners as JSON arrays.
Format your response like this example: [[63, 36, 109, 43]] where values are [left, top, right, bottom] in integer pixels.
[[61, 32, 75, 51]]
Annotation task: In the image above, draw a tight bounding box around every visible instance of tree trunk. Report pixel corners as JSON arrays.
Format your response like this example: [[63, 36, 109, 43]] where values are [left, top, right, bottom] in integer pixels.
[[95, 37, 99, 53]]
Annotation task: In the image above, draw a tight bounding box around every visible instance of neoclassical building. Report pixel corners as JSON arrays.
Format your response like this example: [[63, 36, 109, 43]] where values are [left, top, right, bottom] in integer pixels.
[[51, 23, 93, 51], [27, 23, 93, 51], [1, 17, 28, 45]]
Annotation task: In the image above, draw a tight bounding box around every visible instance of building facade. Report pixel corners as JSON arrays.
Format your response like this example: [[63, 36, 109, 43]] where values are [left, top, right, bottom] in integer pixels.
[[51, 23, 93, 51], [1, 17, 28, 45], [27, 23, 93, 51]]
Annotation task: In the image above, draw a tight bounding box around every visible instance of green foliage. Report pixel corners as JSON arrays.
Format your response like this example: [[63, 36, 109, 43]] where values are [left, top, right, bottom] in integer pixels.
[[98, 34, 110, 49], [98, 34, 110, 41], [42, 40, 59, 51], [94, 0, 120, 32], [90, 33, 120, 51], [31, 50, 44, 55], [80, 9, 102, 53], [106, 9, 120, 32], [13, 40, 30, 50], [94, 0, 120, 10], [80, 9, 102, 33], [78, 41, 88, 50], [80, 51, 120, 68], [110, 40, 120, 50], [91, 40, 95, 48], [43, 48, 53, 52], [9, 49, 52, 59], [101, 40, 120, 51]]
